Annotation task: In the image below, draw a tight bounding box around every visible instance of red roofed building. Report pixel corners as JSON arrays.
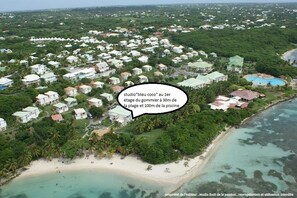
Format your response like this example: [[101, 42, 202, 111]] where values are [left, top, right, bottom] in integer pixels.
[[230, 90, 259, 101], [51, 114, 63, 122]]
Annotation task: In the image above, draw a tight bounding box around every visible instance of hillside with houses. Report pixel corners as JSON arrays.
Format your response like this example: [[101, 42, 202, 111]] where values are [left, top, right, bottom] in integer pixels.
[[0, 3, 297, 179]]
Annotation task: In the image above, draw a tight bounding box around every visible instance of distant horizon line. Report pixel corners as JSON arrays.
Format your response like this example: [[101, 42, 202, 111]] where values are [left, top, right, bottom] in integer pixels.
[[1, 1, 296, 14]]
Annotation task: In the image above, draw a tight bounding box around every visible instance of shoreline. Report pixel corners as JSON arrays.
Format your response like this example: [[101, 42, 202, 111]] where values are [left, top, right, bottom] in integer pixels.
[[5, 127, 235, 193], [1, 95, 296, 193], [281, 48, 297, 64]]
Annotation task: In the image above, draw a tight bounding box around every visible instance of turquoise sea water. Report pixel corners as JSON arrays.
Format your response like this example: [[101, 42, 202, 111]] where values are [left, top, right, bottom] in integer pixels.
[[178, 98, 297, 196], [1, 99, 297, 198], [0, 170, 164, 198]]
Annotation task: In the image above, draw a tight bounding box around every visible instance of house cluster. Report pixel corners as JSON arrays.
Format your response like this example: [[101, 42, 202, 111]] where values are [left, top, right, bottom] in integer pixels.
[[178, 71, 228, 89], [12, 106, 40, 124], [209, 89, 263, 111], [21, 64, 58, 86]]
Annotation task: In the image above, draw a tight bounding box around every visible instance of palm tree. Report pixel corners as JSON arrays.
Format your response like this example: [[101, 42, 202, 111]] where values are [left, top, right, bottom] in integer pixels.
[[5, 159, 18, 174], [19, 151, 32, 166], [0, 168, 8, 178]]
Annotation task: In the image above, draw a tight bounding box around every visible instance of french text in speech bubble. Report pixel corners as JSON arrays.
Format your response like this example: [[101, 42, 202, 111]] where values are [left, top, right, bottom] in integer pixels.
[[117, 83, 188, 118]]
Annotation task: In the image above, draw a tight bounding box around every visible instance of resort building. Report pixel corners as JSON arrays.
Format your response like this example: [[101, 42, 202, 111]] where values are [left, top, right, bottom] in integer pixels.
[[177, 78, 207, 89], [30, 64, 47, 75], [0, 118, 7, 131], [53, 103, 69, 114], [44, 91, 59, 103], [22, 74, 40, 86], [227, 55, 244, 73], [109, 77, 121, 85], [138, 75, 149, 83], [40, 72, 57, 83], [13, 106, 40, 123], [125, 81, 134, 87], [205, 71, 228, 82], [95, 62, 109, 72], [64, 97, 78, 107], [74, 108, 87, 120], [0, 77, 13, 87], [108, 105, 132, 125], [209, 95, 248, 112], [230, 90, 260, 101], [120, 72, 132, 80], [158, 64, 168, 71], [100, 93, 113, 102], [132, 68, 143, 75], [91, 81, 104, 88], [35, 91, 59, 106], [187, 59, 213, 73], [142, 65, 153, 72], [88, 98, 103, 107], [64, 87, 78, 97], [79, 85, 92, 94]]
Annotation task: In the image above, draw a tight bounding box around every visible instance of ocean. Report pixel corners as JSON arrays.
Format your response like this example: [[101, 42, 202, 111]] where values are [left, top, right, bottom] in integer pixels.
[[1, 98, 297, 198], [178, 98, 297, 196]]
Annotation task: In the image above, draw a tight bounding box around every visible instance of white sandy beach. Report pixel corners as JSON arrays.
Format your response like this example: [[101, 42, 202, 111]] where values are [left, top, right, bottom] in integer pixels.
[[17, 127, 235, 191], [281, 48, 297, 62]]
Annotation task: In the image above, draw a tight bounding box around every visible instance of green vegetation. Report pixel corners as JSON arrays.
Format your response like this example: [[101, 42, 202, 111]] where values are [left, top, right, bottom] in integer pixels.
[[172, 28, 297, 77], [1, 3, 297, 180]]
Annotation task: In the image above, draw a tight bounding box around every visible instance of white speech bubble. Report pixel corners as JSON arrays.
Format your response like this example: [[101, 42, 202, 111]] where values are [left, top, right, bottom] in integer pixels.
[[117, 83, 188, 118]]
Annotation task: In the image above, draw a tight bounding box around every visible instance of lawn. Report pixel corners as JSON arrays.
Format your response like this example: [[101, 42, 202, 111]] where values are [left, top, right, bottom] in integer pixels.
[[136, 128, 164, 144]]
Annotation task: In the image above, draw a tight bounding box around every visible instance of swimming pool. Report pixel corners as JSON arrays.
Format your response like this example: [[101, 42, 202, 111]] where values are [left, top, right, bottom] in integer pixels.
[[244, 75, 286, 86]]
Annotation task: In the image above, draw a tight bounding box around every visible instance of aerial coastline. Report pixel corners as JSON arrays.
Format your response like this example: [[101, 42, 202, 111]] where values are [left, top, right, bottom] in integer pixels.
[[15, 127, 235, 192]]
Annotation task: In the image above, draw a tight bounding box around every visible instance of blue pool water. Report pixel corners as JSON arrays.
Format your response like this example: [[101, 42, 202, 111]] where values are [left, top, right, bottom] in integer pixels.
[[244, 75, 286, 86]]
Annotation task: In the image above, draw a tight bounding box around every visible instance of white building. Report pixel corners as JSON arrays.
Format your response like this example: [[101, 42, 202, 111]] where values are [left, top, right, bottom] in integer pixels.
[[173, 46, 183, 54], [158, 64, 168, 71], [138, 75, 149, 83], [36, 94, 49, 106], [108, 105, 132, 125], [108, 59, 124, 68], [45, 91, 59, 103], [95, 62, 109, 72], [88, 98, 103, 107], [120, 56, 132, 63], [74, 108, 87, 120], [100, 93, 113, 102], [40, 72, 57, 83], [205, 71, 228, 82], [22, 74, 40, 86], [132, 68, 143, 75], [67, 56, 79, 64], [91, 81, 104, 88], [79, 85, 92, 94], [64, 87, 78, 97], [30, 64, 47, 75], [138, 56, 149, 63], [142, 65, 152, 72], [53, 103, 69, 114], [0, 118, 7, 131], [0, 77, 13, 87], [48, 61, 60, 68], [109, 77, 120, 85], [13, 106, 40, 123], [121, 72, 132, 80], [64, 97, 78, 107]]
